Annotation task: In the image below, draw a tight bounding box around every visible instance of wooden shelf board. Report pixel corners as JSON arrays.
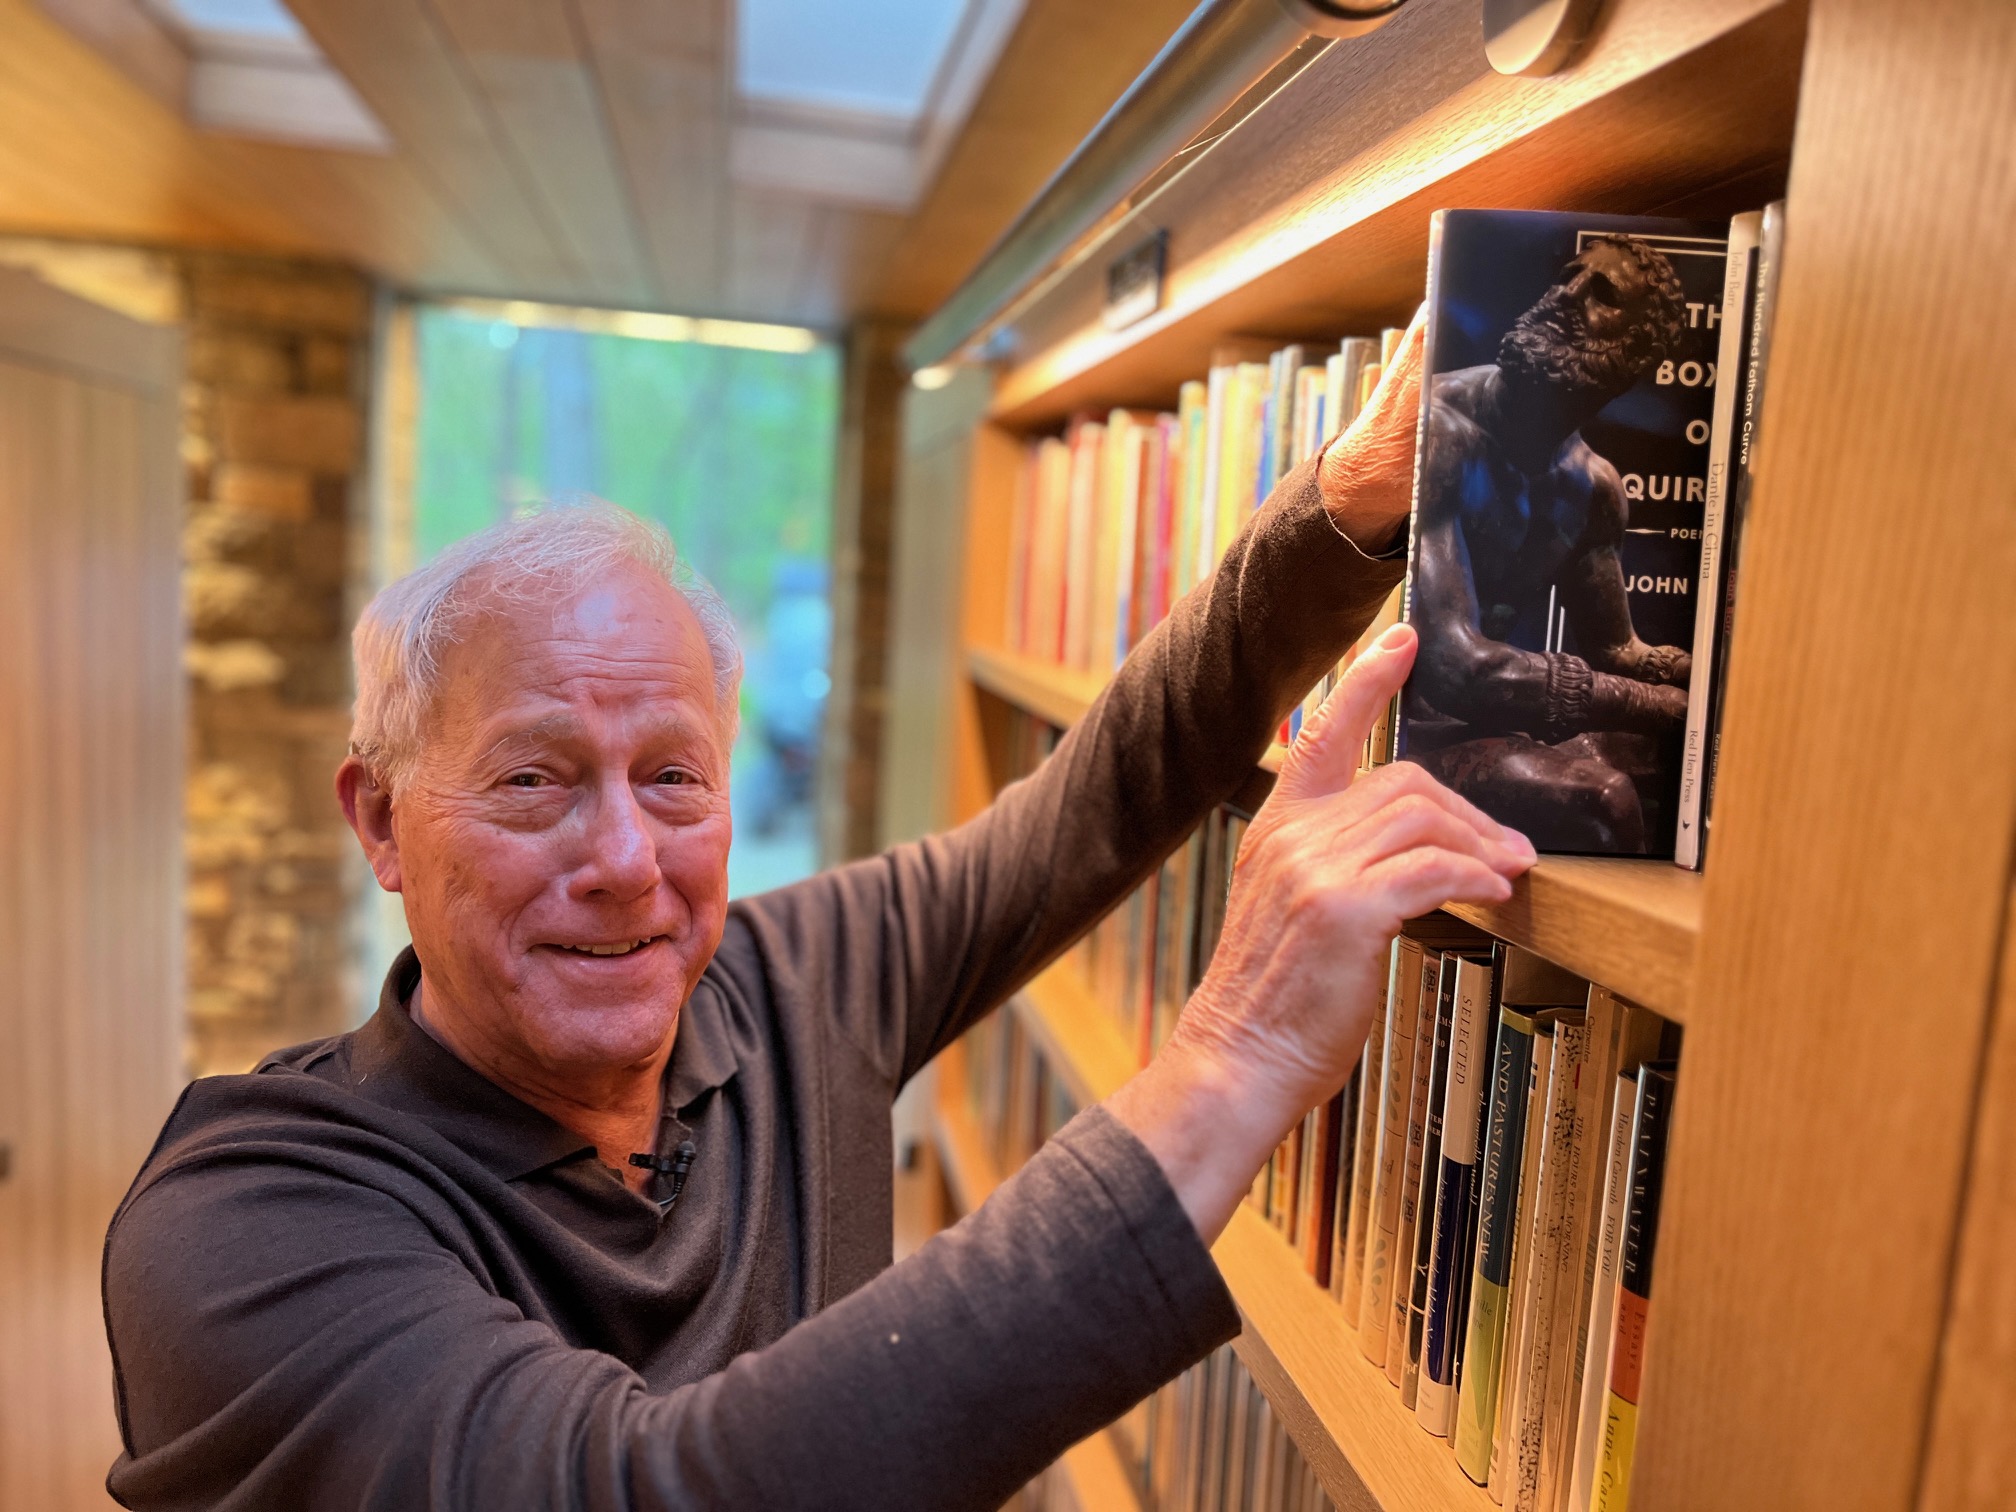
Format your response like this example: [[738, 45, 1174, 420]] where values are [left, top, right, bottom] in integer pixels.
[[931, 1091, 1003, 1216], [1056, 1428, 1141, 1512], [1216, 1206, 1497, 1512], [984, 0, 1802, 431], [1444, 856, 1698, 1021], [969, 643, 1108, 730], [973, 648, 1699, 1020]]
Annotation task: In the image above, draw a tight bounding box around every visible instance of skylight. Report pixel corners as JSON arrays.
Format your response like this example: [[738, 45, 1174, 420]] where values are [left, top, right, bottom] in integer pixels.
[[146, 0, 392, 152], [737, 0, 975, 120]]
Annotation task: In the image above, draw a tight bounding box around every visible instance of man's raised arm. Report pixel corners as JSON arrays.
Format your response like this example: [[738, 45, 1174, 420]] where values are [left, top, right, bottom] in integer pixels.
[[742, 318, 1436, 1091]]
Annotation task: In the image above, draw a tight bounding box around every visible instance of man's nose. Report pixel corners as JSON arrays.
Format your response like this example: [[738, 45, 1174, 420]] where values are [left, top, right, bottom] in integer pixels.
[[571, 782, 660, 902]]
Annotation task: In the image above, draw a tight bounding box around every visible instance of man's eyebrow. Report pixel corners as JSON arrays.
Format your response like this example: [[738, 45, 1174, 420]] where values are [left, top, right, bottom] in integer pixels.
[[473, 710, 714, 763], [476, 713, 584, 762]]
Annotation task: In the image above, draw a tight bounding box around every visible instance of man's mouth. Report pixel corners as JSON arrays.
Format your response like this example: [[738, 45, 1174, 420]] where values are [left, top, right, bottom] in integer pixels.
[[550, 936, 662, 958]]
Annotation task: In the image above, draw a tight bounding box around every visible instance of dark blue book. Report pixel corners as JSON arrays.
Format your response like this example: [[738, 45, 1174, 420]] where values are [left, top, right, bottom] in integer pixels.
[[1417, 951, 1498, 1436], [1395, 209, 1731, 857]]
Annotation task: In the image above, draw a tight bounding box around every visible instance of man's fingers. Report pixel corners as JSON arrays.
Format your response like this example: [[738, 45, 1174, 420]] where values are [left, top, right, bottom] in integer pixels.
[[1350, 790, 1533, 878], [1363, 845, 1517, 922], [1274, 623, 1417, 801], [1355, 759, 1536, 862]]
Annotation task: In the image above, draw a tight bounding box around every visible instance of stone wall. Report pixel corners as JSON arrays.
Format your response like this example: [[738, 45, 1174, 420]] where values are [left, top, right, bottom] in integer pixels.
[[178, 254, 372, 1077]]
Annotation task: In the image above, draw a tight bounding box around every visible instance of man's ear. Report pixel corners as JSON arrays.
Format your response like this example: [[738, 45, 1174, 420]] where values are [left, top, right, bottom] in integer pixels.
[[337, 756, 403, 893]]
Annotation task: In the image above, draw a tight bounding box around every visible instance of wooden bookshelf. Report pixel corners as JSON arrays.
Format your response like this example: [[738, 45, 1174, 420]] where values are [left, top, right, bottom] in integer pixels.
[[888, 3, 2016, 1508], [984, 0, 1805, 430], [971, 646, 1700, 1020]]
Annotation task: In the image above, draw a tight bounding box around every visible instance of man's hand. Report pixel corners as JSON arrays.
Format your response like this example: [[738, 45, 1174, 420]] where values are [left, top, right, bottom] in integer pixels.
[[1318, 307, 1427, 555], [1106, 624, 1535, 1244]]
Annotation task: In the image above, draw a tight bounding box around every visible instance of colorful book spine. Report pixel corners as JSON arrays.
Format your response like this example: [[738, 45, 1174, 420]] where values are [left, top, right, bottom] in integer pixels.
[[1454, 1006, 1539, 1481], [1488, 1014, 1552, 1503], [1418, 952, 1497, 1436], [1592, 1063, 1678, 1512]]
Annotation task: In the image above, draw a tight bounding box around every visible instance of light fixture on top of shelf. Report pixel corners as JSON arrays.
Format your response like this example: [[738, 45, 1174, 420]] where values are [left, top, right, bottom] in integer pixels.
[[912, 364, 957, 391], [1482, 0, 1607, 75], [1274, 0, 1410, 40]]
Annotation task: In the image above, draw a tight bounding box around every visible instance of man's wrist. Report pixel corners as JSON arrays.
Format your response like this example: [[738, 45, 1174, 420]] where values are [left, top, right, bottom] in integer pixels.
[[1104, 1035, 1304, 1247]]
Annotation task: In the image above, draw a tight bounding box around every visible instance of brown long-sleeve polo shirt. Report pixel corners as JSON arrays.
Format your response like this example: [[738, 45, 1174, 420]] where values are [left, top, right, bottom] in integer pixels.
[[102, 454, 1405, 1511]]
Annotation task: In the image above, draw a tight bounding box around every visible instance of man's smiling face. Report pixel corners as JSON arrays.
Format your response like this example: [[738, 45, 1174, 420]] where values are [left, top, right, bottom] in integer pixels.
[[380, 560, 733, 1083]]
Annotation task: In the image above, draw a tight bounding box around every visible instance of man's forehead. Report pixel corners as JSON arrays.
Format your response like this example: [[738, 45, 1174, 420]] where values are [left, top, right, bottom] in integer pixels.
[[431, 570, 720, 737]]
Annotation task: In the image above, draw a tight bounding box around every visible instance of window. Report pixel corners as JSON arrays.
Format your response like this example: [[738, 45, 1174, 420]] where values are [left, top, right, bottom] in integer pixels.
[[396, 300, 841, 900]]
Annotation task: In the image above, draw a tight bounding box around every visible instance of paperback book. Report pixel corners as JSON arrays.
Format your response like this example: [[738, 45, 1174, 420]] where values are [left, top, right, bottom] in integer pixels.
[[1395, 209, 1731, 857]]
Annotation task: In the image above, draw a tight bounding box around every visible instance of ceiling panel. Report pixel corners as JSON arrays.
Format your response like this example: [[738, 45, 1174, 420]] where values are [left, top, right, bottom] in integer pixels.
[[429, 0, 657, 305], [0, 0, 1195, 329]]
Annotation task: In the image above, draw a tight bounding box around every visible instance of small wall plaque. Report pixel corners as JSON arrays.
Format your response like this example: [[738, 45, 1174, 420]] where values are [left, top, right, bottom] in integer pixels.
[[1483, 0, 1605, 75], [1104, 230, 1168, 333]]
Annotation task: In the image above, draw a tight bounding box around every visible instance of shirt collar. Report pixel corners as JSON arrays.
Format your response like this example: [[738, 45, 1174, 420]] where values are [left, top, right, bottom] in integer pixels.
[[349, 947, 741, 1181]]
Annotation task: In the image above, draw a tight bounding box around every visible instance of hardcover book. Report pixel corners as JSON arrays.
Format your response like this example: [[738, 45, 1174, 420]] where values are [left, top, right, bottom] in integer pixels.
[[1396, 209, 1731, 857]]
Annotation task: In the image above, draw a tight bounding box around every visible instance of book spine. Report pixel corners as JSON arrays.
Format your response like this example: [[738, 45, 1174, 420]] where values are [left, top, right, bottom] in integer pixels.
[[1489, 1019, 1552, 1503], [1419, 952, 1497, 1436], [1339, 974, 1389, 1324], [1386, 942, 1444, 1386], [1700, 200, 1785, 864], [1539, 988, 1621, 1512], [1402, 953, 1459, 1409], [1675, 210, 1763, 868], [1506, 1015, 1589, 1512], [1455, 1007, 1538, 1481], [1592, 1064, 1678, 1512], [1361, 936, 1426, 1364], [1392, 212, 1447, 765], [1567, 1070, 1642, 1512]]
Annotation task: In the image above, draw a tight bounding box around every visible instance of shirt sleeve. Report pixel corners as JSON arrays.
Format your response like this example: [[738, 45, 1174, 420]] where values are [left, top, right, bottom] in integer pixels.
[[729, 449, 1407, 1087], [104, 1105, 1238, 1512]]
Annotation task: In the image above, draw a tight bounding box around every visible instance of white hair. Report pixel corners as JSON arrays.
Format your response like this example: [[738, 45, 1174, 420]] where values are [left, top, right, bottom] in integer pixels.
[[350, 500, 742, 788]]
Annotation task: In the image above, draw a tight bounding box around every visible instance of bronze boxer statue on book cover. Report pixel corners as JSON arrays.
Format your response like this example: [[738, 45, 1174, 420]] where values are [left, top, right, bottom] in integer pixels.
[[1403, 234, 1694, 854]]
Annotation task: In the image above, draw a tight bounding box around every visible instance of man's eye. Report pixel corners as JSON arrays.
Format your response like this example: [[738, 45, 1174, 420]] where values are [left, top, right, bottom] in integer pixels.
[[505, 772, 547, 788], [656, 769, 689, 786]]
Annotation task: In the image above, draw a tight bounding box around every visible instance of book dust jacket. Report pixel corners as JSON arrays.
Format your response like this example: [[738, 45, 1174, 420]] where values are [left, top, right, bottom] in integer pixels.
[[1396, 210, 1728, 856]]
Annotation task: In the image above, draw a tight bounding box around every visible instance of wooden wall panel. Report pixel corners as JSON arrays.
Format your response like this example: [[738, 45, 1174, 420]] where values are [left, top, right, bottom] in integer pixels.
[[1917, 876, 2016, 1512], [1631, 3, 2016, 1508], [0, 268, 183, 1510], [876, 366, 997, 847]]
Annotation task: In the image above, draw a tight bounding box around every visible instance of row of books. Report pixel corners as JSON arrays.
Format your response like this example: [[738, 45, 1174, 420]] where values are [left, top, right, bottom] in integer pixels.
[[1120, 1343, 1337, 1512], [1002, 327, 1404, 704], [960, 990, 1078, 1179], [1244, 936, 1684, 1512]]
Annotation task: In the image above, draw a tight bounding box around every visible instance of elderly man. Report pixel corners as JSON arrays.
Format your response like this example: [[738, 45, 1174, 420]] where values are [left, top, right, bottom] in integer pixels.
[[103, 317, 1531, 1510]]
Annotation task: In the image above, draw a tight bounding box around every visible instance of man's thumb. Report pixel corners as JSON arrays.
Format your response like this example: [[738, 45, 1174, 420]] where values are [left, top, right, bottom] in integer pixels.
[[1274, 623, 1415, 800]]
